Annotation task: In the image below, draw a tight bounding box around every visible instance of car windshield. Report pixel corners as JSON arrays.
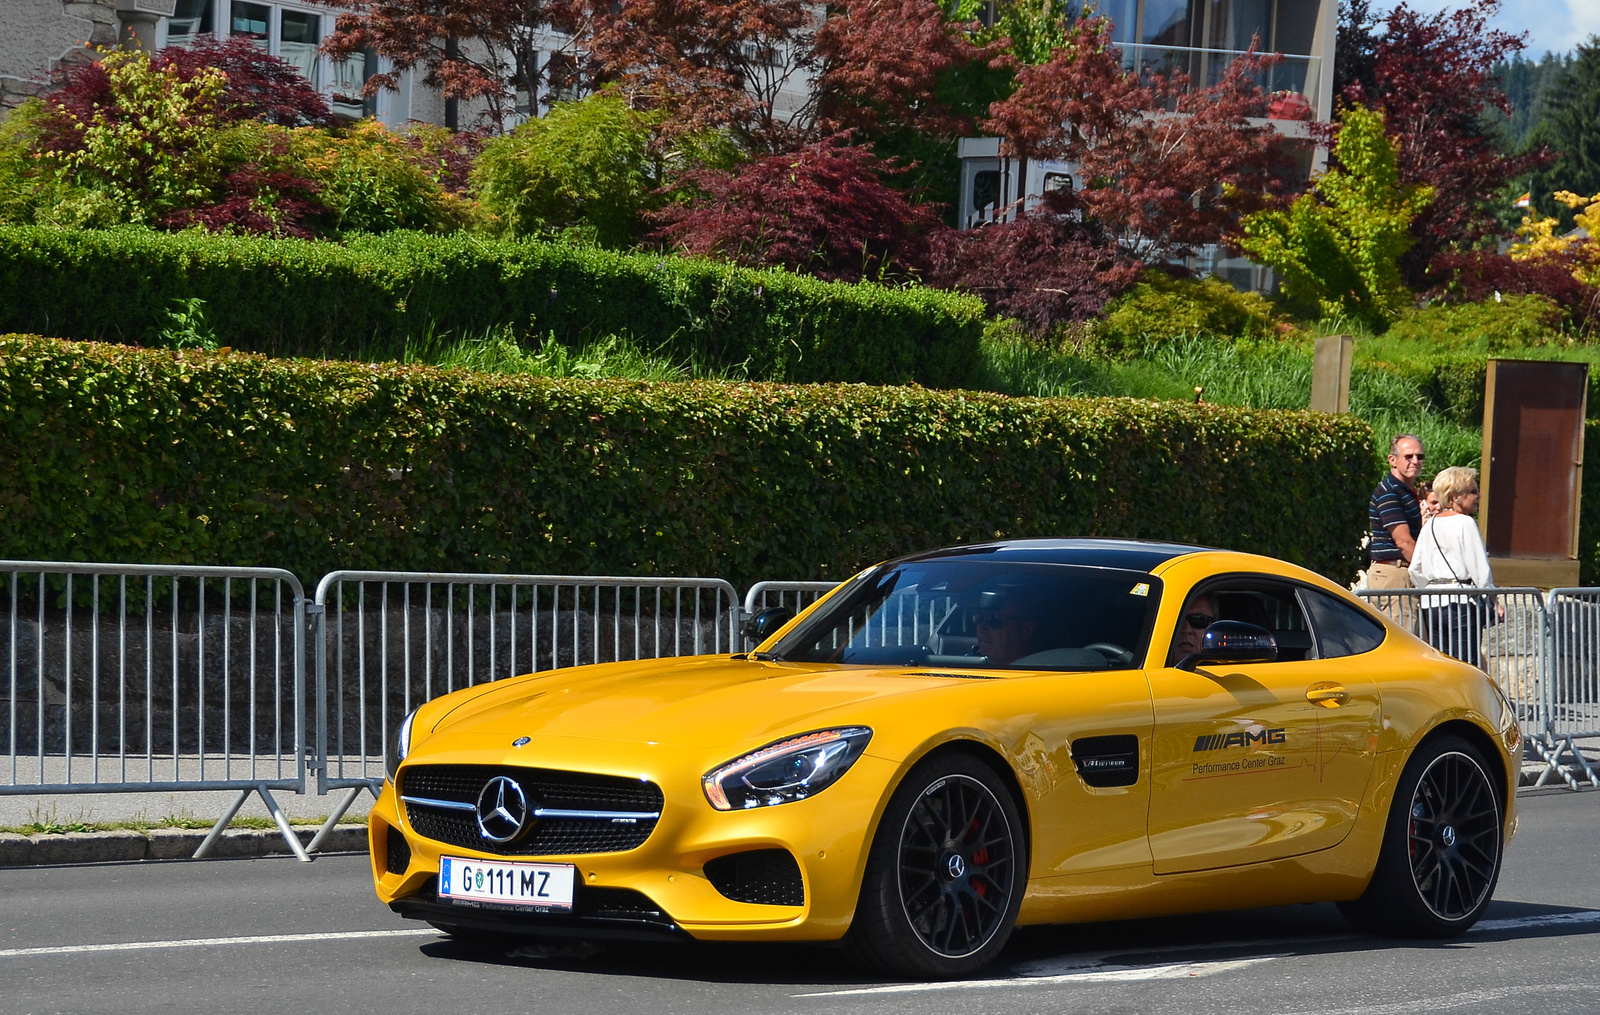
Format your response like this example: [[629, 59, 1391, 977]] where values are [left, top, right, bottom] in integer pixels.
[[766, 561, 1162, 670]]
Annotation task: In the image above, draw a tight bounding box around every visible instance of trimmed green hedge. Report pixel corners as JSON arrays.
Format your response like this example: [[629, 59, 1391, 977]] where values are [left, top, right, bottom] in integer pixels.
[[0, 227, 983, 387], [0, 336, 1377, 586]]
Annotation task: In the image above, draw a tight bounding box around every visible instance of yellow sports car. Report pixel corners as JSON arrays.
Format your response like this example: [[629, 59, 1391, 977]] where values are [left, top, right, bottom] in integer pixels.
[[370, 539, 1519, 978]]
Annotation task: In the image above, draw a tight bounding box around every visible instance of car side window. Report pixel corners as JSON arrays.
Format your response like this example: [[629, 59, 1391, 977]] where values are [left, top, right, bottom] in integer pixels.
[[1168, 581, 1315, 665], [1299, 589, 1387, 659]]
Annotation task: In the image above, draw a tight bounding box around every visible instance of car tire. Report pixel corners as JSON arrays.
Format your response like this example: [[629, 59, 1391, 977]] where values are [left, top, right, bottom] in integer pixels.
[[847, 751, 1027, 979], [1339, 733, 1504, 938]]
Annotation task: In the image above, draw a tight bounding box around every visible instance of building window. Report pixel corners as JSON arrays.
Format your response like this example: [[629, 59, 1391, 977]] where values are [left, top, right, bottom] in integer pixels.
[[972, 170, 1001, 220], [229, 1, 271, 48], [163, 1, 367, 103], [332, 45, 378, 119], [165, 0, 215, 47], [279, 9, 321, 86]]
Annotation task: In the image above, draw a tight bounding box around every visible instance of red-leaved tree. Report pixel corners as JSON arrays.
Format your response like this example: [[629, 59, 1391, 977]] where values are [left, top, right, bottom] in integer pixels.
[[315, 0, 587, 129], [1333, 0, 1550, 282], [984, 16, 1289, 264], [41, 37, 333, 133], [810, 0, 993, 138], [1420, 249, 1600, 328], [927, 193, 1142, 335], [585, 0, 810, 148], [651, 137, 942, 281]]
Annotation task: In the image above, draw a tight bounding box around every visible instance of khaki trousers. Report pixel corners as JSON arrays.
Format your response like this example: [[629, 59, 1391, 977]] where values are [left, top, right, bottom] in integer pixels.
[[1367, 560, 1417, 631]]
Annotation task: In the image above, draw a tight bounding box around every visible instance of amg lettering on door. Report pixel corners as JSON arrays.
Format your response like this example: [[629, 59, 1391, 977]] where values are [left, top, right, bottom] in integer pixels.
[[1193, 728, 1286, 752]]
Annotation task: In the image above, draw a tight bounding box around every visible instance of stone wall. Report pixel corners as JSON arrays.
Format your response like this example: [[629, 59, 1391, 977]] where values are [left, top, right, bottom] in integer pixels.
[[1, 0, 118, 113]]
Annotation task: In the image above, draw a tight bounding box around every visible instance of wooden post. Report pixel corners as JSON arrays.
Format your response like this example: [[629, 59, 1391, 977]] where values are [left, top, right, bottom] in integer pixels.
[[1310, 334, 1353, 414]]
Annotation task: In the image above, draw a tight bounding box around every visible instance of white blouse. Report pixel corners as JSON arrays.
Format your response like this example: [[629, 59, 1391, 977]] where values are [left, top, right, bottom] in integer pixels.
[[1409, 514, 1494, 607]]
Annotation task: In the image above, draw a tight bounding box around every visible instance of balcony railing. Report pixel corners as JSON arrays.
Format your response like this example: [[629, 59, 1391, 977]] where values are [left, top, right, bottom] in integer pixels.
[[1116, 44, 1322, 115]]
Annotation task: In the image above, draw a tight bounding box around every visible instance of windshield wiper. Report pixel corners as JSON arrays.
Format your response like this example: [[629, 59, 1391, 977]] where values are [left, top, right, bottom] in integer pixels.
[[750, 651, 783, 662]]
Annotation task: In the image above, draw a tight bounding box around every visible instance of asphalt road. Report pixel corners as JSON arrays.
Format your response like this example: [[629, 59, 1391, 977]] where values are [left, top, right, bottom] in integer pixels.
[[4, 789, 1600, 1015]]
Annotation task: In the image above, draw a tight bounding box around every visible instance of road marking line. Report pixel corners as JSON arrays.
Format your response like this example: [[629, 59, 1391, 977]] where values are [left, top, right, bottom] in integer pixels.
[[0, 929, 438, 959], [793, 958, 1274, 997]]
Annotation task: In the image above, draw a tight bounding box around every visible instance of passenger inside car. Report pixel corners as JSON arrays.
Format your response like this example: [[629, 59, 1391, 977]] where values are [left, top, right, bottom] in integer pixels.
[[1169, 584, 1317, 665]]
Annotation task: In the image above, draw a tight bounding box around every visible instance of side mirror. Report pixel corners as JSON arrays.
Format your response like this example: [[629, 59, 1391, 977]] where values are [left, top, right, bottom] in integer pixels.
[[1177, 620, 1278, 671], [742, 606, 794, 645]]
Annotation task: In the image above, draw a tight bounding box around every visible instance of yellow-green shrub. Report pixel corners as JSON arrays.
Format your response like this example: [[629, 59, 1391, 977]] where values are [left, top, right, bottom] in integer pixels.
[[1093, 270, 1285, 357]]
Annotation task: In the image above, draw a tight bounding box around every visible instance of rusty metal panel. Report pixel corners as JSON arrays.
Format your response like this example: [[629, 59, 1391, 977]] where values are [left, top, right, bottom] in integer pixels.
[[1481, 359, 1589, 561]]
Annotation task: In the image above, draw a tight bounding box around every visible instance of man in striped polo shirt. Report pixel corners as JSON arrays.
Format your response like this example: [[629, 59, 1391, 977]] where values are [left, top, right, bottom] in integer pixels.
[[1369, 433, 1425, 626]]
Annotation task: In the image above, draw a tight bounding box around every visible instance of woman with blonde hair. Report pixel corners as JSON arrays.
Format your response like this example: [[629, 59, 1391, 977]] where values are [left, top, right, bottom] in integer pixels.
[[1409, 466, 1492, 667]]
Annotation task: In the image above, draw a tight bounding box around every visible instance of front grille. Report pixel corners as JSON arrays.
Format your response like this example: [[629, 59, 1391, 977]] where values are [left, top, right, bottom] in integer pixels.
[[401, 764, 663, 856], [703, 849, 805, 907], [385, 823, 412, 874]]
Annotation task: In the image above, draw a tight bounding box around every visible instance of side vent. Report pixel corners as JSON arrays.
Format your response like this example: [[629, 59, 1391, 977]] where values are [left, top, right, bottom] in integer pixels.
[[703, 849, 805, 906], [1070, 734, 1140, 788], [385, 824, 412, 875]]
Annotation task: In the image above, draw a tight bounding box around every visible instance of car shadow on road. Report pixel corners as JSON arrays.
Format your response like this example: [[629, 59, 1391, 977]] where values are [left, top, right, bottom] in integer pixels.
[[414, 898, 1600, 987]]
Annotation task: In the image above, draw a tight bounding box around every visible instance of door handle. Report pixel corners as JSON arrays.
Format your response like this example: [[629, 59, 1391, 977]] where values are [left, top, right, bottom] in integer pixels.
[[1306, 682, 1349, 708]]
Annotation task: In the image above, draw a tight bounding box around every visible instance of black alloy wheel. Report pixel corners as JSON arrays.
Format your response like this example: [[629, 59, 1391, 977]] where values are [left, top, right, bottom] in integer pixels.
[[1340, 733, 1503, 937], [848, 752, 1026, 978], [898, 774, 1017, 957], [1406, 750, 1502, 920]]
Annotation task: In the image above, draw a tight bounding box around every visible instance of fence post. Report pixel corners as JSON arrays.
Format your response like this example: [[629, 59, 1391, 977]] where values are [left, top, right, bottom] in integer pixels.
[[306, 602, 328, 797]]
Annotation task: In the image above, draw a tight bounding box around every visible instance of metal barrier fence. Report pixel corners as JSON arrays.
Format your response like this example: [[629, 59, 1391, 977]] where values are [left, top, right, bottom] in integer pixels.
[[1356, 585, 1599, 791], [306, 571, 741, 842], [741, 581, 839, 649], [0, 561, 311, 859], [1544, 589, 1600, 789], [10, 559, 1600, 866]]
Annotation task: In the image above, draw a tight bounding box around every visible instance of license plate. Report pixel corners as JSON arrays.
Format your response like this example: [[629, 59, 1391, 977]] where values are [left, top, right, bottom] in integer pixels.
[[438, 856, 576, 910]]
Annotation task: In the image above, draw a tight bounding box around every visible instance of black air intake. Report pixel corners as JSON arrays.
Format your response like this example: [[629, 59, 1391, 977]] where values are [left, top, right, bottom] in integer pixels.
[[386, 824, 412, 874], [704, 849, 805, 906]]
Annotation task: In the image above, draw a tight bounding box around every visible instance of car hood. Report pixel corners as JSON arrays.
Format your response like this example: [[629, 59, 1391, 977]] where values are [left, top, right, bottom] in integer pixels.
[[423, 655, 973, 750]]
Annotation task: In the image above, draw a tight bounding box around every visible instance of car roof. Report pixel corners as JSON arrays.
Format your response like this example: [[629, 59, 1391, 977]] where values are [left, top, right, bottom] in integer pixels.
[[896, 537, 1209, 573]]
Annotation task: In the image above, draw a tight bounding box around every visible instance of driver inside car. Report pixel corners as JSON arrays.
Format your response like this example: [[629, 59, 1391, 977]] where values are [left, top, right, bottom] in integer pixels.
[[974, 593, 1039, 666]]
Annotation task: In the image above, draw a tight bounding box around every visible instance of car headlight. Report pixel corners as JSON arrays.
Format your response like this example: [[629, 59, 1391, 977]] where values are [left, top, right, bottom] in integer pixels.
[[703, 727, 872, 810], [386, 709, 417, 782]]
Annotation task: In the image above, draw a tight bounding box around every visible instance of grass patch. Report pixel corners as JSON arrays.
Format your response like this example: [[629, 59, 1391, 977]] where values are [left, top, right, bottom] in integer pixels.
[[974, 326, 1489, 474], [1, 803, 366, 836], [401, 328, 729, 381]]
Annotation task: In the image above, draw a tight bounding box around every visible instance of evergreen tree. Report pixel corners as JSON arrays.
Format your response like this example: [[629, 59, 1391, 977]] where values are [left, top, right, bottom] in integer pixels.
[[1528, 38, 1600, 222], [1494, 52, 1572, 150]]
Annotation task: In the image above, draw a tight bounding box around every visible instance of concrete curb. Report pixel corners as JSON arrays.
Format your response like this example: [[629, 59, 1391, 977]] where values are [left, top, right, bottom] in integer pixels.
[[0, 825, 369, 866]]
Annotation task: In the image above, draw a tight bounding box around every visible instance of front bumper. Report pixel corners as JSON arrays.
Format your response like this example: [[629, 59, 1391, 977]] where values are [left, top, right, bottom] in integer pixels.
[[391, 876, 686, 943], [370, 741, 901, 943]]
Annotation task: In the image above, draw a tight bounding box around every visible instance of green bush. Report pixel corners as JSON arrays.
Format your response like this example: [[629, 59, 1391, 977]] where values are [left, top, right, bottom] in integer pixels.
[[1239, 105, 1429, 330], [1093, 271, 1284, 357], [473, 94, 662, 247], [281, 120, 462, 235], [1383, 295, 1566, 351], [0, 226, 983, 386], [0, 336, 1377, 587]]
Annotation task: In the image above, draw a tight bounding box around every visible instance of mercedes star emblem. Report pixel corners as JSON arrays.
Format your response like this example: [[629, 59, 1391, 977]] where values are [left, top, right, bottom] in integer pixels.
[[475, 775, 530, 843]]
